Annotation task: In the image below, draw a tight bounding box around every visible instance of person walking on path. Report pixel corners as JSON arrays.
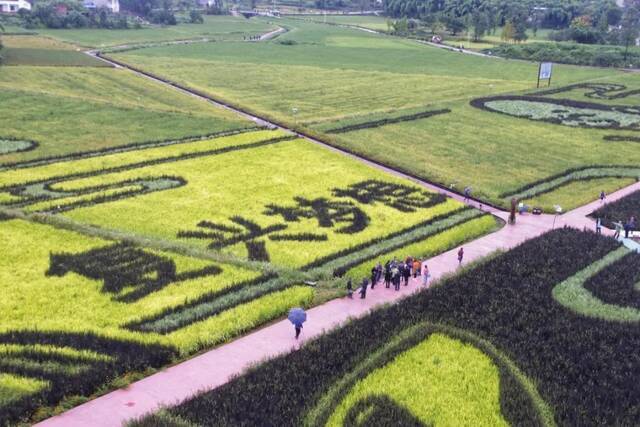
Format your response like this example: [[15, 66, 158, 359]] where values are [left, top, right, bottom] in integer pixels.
[[413, 259, 421, 278], [346, 279, 353, 299], [359, 278, 368, 299], [384, 265, 391, 289], [613, 221, 623, 239], [596, 217, 602, 235], [624, 217, 635, 238], [294, 323, 303, 339], [626, 216, 636, 238], [458, 247, 464, 265], [600, 190, 606, 203], [403, 263, 411, 286], [422, 264, 430, 287], [393, 267, 401, 291], [464, 186, 472, 203], [370, 266, 377, 290]]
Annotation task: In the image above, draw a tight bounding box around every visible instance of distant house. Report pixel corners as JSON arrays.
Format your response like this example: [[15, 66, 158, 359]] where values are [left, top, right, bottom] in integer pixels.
[[83, 0, 119, 13], [0, 0, 31, 13]]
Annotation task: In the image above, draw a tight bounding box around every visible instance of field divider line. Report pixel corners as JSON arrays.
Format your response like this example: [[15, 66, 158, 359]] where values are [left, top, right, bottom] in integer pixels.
[[89, 51, 509, 217]]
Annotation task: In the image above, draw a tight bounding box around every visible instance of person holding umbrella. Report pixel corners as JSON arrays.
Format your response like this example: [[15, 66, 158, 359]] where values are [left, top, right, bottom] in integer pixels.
[[288, 307, 307, 340]]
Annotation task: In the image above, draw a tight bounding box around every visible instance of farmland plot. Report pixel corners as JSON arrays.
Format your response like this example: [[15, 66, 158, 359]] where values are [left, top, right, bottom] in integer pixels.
[[110, 18, 640, 210], [0, 127, 497, 424]]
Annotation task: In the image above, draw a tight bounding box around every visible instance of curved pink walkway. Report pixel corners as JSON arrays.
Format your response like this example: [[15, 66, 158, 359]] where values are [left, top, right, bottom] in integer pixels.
[[36, 181, 640, 427]]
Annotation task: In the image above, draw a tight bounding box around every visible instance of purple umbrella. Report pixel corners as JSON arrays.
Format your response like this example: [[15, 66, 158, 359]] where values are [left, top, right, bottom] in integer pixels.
[[288, 307, 307, 327]]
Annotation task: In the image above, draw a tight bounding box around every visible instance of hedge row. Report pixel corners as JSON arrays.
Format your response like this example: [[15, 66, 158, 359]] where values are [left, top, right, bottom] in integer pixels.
[[137, 228, 640, 426], [323, 108, 450, 134]]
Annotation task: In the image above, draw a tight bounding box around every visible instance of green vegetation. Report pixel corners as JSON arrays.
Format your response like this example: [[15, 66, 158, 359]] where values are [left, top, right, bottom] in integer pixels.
[[553, 246, 640, 322], [0, 34, 108, 66], [487, 42, 640, 68], [0, 66, 252, 164], [34, 16, 277, 48], [109, 18, 640, 210]]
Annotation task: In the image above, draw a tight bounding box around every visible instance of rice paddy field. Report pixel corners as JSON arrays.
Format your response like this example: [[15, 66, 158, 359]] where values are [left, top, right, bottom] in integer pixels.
[[0, 81, 497, 423], [110, 18, 640, 210], [2, 12, 639, 426]]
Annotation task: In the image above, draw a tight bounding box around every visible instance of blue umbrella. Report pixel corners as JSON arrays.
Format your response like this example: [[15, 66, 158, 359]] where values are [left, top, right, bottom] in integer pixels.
[[288, 307, 307, 327]]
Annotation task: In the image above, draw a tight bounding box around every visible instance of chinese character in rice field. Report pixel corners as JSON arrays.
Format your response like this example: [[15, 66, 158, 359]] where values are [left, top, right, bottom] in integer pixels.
[[177, 215, 328, 262], [264, 197, 369, 234], [46, 242, 221, 302], [333, 180, 446, 212]]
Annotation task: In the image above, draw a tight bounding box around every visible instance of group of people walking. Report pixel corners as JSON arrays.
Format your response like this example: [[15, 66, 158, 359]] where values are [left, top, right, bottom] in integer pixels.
[[612, 216, 637, 239], [347, 256, 433, 299]]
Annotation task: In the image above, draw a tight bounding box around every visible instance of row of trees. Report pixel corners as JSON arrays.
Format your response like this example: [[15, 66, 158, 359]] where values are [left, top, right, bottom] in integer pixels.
[[10, 0, 212, 28], [383, 0, 639, 49], [17, 2, 133, 29]]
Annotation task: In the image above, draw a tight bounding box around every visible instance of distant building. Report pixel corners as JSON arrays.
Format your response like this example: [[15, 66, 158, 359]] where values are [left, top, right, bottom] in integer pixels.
[[0, 0, 31, 13], [83, 0, 119, 13]]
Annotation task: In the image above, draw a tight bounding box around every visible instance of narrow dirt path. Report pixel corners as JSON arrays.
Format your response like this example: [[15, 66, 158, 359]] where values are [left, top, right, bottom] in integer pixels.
[[35, 180, 639, 427]]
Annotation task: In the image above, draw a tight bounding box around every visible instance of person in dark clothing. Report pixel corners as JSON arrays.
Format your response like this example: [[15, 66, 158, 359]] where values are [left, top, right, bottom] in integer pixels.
[[384, 267, 391, 288], [359, 278, 368, 299], [393, 269, 401, 291], [600, 190, 606, 203], [294, 323, 302, 339], [403, 263, 411, 286], [346, 279, 353, 299], [596, 217, 602, 235], [458, 247, 464, 265], [370, 266, 377, 290]]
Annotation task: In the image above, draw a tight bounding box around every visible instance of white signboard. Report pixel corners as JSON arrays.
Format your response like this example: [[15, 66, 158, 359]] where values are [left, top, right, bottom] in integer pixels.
[[539, 62, 553, 80]]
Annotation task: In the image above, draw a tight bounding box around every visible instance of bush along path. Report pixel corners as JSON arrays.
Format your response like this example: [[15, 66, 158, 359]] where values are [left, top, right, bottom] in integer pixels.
[[34, 180, 639, 427]]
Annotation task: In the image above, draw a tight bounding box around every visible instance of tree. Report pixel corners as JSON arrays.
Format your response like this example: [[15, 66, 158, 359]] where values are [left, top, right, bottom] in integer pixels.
[[189, 9, 204, 23], [501, 20, 515, 42], [471, 10, 490, 42], [619, 3, 640, 62], [442, 13, 466, 35]]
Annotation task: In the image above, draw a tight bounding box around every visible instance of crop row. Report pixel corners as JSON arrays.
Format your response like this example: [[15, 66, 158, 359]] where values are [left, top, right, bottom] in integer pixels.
[[321, 108, 450, 134], [140, 228, 640, 426], [0, 127, 260, 172], [0, 133, 294, 215]]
